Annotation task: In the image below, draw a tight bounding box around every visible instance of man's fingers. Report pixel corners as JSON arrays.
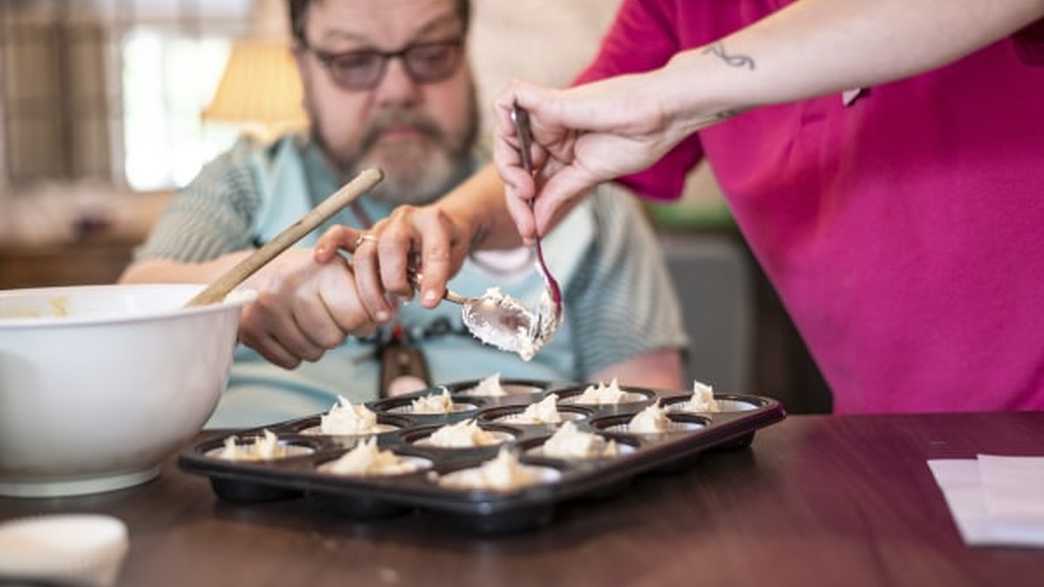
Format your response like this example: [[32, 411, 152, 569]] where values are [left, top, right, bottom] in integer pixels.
[[253, 335, 302, 370], [317, 263, 376, 336], [239, 302, 307, 369], [257, 292, 326, 362], [291, 285, 347, 351]]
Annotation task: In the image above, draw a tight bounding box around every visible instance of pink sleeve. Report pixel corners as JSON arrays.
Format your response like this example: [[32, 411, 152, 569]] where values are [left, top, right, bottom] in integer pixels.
[[1014, 18, 1044, 66], [574, 0, 704, 201]]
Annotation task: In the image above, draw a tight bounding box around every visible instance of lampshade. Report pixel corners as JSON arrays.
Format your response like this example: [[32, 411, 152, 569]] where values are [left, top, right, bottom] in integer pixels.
[[202, 39, 309, 140]]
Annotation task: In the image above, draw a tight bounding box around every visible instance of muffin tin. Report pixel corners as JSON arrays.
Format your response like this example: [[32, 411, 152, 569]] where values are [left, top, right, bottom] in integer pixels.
[[178, 379, 784, 533]]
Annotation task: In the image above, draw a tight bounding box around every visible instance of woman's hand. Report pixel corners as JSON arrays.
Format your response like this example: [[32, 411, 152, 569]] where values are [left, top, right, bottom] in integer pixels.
[[313, 204, 474, 321], [494, 73, 690, 241]]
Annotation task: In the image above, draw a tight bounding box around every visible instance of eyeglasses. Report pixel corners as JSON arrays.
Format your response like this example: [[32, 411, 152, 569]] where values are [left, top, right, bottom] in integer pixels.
[[301, 39, 465, 92]]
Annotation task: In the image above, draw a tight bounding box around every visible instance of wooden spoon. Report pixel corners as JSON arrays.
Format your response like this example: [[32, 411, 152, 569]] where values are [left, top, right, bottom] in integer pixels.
[[184, 168, 384, 308]]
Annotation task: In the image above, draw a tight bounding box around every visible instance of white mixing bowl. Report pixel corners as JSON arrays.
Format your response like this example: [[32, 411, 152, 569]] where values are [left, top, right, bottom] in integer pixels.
[[0, 284, 253, 497]]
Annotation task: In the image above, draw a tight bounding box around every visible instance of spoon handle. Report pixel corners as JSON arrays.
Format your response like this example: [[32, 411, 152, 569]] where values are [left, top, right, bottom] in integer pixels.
[[511, 103, 564, 316], [443, 290, 470, 305], [406, 268, 470, 305], [185, 168, 384, 308]]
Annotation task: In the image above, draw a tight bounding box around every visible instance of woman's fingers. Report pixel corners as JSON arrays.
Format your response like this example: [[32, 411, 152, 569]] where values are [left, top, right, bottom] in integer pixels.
[[314, 225, 362, 262], [533, 165, 601, 236], [412, 209, 456, 308], [351, 237, 395, 324], [494, 133, 536, 202], [376, 212, 420, 298]]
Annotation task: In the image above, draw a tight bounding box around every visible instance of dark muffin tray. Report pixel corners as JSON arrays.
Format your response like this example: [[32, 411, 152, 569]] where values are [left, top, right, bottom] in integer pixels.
[[178, 379, 785, 533]]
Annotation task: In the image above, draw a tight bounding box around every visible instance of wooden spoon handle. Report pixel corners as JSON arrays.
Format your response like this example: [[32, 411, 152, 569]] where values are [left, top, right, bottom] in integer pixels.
[[185, 168, 384, 308]]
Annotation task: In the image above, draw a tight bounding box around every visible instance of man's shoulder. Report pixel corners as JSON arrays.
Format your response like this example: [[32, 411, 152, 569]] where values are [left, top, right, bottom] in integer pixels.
[[193, 134, 311, 184], [189, 137, 263, 189]]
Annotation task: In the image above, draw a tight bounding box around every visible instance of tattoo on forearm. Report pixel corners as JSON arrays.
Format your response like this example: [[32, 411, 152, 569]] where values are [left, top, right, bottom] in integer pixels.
[[690, 108, 743, 130], [703, 43, 755, 71]]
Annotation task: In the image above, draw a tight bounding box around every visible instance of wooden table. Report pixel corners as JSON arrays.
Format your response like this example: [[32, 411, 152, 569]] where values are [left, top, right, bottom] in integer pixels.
[[2, 413, 1042, 586]]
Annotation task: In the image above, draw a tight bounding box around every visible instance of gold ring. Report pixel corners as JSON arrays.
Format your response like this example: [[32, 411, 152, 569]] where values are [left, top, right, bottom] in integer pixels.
[[353, 233, 378, 249]]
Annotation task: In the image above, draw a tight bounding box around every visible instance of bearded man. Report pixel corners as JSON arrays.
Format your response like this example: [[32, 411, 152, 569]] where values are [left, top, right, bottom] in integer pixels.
[[121, 0, 687, 427]]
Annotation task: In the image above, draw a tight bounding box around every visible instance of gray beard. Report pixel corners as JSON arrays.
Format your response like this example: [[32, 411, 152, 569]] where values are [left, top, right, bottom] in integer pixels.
[[310, 109, 479, 206], [350, 147, 475, 206]]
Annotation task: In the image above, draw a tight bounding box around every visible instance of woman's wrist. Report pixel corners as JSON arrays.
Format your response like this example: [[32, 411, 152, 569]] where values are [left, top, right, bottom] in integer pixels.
[[656, 47, 746, 137], [437, 165, 521, 251]]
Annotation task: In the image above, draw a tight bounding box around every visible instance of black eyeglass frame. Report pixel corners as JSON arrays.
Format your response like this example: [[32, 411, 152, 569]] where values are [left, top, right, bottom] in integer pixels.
[[298, 37, 466, 91]]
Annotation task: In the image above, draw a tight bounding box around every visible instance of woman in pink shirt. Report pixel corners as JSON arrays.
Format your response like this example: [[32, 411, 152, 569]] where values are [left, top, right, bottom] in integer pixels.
[[319, 0, 1044, 413], [489, 0, 1044, 413]]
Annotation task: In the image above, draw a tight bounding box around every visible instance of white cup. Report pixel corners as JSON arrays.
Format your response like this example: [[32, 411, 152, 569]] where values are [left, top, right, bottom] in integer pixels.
[[0, 514, 129, 587]]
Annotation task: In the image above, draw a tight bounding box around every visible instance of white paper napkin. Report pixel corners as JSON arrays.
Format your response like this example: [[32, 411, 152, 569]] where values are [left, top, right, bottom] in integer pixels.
[[928, 455, 1044, 548], [0, 514, 129, 587], [978, 455, 1044, 519]]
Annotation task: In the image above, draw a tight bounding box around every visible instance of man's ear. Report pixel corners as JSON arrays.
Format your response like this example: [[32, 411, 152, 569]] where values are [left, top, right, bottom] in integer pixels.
[[293, 49, 314, 114], [291, 46, 307, 73]]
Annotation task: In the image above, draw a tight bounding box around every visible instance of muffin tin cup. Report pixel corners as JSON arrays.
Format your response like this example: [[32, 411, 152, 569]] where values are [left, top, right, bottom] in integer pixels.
[[403, 423, 522, 453], [283, 413, 413, 442], [478, 404, 593, 428], [553, 385, 658, 411], [179, 383, 785, 533], [662, 393, 769, 415], [369, 394, 486, 421], [521, 432, 640, 462], [194, 432, 323, 502], [447, 378, 552, 403], [592, 413, 711, 437]]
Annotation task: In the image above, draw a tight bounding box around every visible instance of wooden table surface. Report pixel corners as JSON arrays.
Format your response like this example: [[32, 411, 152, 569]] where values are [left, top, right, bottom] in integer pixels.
[[2, 413, 1042, 587]]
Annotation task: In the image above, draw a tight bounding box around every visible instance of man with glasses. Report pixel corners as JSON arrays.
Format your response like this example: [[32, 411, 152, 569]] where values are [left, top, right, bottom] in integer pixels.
[[121, 0, 687, 427]]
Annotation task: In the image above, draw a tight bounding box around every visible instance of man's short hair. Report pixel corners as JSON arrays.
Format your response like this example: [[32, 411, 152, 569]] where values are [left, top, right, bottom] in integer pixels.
[[288, 0, 472, 46]]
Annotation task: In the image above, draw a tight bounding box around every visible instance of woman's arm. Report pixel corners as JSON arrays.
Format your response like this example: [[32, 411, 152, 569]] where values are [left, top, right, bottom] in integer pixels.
[[664, 0, 1044, 131], [496, 0, 1044, 238]]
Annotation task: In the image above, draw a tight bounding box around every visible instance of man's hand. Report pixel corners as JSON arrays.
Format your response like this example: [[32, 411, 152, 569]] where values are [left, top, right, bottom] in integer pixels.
[[237, 248, 374, 369], [313, 204, 473, 321]]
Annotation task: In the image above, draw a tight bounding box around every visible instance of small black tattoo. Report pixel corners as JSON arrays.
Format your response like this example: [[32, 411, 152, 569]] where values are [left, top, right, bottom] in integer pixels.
[[692, 109, 742, 129], [703, 43, 755, 71]]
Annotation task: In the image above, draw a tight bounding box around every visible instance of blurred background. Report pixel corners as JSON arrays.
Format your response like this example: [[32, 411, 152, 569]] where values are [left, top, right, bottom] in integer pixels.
[[0, 0, 830, 412]]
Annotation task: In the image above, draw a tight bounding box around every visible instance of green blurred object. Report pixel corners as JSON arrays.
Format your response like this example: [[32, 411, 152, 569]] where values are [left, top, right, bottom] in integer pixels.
[[643, 162, 736, 230], [646, 199, 735, 230]]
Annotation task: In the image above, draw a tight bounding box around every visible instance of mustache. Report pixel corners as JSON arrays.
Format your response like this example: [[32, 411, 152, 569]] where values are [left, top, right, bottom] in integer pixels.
[[359, 110, 445, 152]]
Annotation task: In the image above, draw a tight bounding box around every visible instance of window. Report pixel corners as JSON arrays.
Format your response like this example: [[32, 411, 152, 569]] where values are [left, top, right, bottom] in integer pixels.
[[0, 0, 251, 191], [121, 29, 238, 190]]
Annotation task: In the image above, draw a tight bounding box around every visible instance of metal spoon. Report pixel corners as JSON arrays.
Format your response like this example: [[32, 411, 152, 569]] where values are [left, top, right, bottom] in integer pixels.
[[399, 106, 563, 361], [401, 106, 562, 361], [408, 270, 547, 361]]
